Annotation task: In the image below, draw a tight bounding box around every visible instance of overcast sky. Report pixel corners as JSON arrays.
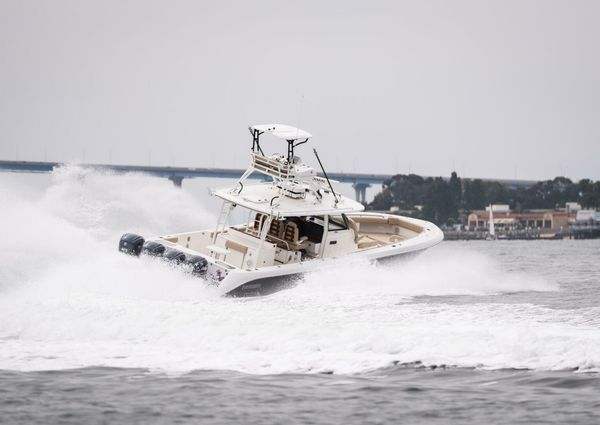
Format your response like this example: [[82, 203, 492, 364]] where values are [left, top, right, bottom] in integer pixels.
[[1, 0, 599, 181]]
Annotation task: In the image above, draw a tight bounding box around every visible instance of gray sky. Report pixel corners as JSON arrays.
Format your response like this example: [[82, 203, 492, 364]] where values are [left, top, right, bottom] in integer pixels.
[[1, 0, 599, 181]]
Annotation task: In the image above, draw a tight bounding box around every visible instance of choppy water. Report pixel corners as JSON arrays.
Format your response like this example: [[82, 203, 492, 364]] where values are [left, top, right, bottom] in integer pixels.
[[1, 167, 599, 424]]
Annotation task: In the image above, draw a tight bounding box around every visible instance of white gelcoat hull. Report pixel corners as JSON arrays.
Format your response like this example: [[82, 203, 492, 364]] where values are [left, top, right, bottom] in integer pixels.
[[217, 215, 443, 296], [144, 213, 443, 297]]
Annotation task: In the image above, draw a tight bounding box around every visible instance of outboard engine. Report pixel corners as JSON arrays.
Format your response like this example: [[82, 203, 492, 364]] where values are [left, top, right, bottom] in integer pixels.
[[185, 255, 209, 276], [164, 248, 186, 264], [119, 233, 145, 256], [141, 240, 166, 257]]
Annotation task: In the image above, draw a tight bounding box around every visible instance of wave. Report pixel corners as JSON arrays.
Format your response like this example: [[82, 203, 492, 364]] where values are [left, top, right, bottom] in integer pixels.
[[1, 166, 598, 375]]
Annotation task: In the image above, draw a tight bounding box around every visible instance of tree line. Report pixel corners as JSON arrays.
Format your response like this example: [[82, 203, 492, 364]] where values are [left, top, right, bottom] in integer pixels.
[[368, 173, 600, 225]]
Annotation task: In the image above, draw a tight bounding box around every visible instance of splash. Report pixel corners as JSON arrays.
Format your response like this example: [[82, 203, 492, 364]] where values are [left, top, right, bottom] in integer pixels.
[[0, 165, 213, 290], [1, 167, 599, 375]]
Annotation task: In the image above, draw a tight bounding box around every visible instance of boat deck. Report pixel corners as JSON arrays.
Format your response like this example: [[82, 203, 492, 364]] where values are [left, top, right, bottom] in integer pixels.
[[347, 214, 423, 250], [356, 232, 405, 249]]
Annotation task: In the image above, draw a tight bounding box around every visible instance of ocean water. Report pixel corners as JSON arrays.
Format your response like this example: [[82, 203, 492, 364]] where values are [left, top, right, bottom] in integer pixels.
[[1, 167, 599, 424]]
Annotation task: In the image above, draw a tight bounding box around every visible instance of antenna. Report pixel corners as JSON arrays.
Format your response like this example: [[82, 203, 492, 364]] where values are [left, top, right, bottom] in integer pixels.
[[313, 148, 339, 204]]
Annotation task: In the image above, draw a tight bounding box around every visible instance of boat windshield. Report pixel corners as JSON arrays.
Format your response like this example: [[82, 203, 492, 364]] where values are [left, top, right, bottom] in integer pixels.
[[305, 216, 348, 231]]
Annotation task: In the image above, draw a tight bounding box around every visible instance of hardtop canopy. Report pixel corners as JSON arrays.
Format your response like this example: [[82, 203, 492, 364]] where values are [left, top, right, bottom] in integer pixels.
[[249, 124, 312, 141], [214, 182, 364, 218]]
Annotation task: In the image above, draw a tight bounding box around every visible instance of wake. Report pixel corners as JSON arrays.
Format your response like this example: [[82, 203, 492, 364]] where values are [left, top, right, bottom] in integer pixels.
[[3, 167, 598, 375]]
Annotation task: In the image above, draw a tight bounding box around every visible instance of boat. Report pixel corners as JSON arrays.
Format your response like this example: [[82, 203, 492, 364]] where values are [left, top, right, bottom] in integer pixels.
[[486, 204, 497, 241], [118, 124, 444, 296]]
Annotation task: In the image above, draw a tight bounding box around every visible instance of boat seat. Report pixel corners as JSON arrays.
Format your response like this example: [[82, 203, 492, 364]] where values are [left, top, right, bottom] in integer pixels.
[[253, 213, 267, 231], [253, 213, 285, 238], [357, 238, 380, 249], [283, 221, 308, 250], [269, 219, 283, 238], [387, 216, 423, 233], [366, 234, 389, 245], [355, 216, 388, 225], [347, 216, 375, 246], [252, 153, 291, 180]]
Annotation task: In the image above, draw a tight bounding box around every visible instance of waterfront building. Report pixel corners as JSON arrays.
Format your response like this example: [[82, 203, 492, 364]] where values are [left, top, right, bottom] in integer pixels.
[[467, 207, 575, 231]]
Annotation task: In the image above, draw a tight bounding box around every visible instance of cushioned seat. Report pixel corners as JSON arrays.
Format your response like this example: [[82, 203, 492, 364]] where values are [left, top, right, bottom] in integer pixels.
[[357, 239, 380, 249], [283, 222, 308, 250], [253, 213, 267, 232], [269, 219, 283, 238]]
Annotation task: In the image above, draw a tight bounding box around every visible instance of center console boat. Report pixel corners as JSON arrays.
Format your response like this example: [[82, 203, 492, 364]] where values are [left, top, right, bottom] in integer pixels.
[[119, 124, 443, 296]]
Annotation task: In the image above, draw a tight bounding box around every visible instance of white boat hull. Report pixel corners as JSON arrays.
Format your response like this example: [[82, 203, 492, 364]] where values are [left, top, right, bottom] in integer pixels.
[[130, 213, 444, 297], [216, 214, 443, 296]]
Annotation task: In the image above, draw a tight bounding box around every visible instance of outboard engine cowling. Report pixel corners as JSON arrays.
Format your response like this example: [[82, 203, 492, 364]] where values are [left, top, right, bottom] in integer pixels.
[[119, 233, 145, 256], [164, 248, 186, 264], [185, 255, 209, 276], [142, 240, 166, 257]]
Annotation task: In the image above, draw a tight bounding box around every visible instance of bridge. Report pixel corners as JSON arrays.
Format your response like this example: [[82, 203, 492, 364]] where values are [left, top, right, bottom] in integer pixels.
[[0, 159, 538, 202]]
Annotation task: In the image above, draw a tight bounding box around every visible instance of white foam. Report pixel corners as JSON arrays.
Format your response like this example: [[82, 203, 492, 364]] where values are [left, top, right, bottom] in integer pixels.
[[1, 168, 599, 374]]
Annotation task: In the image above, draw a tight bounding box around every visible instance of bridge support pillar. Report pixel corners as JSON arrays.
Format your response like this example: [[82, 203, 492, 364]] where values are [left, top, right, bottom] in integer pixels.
[[168, 175, 184, 187], [352, 183, 370, 203]]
